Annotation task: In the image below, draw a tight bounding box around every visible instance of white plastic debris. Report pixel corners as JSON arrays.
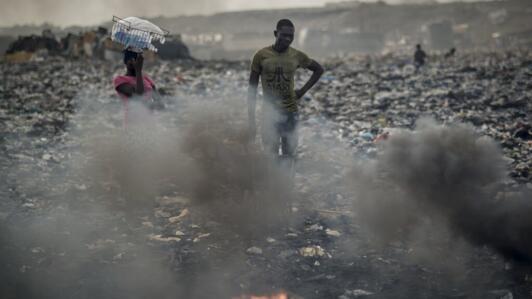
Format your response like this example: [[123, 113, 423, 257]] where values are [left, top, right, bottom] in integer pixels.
[[350, 289, 374, 297], [246, 247, 263, 255], [158, 195, 190, 206], [326, 229, 342, 237], [306, 224, 324, 231], [168, 208, 189, 223], [148, 234, 181, 242], [299, 245, 326, 257], [111, 16, 166, 52], [193, 233, 211, 243]]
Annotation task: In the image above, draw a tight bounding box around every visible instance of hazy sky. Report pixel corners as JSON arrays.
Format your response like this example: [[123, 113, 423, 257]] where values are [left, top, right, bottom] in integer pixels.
[[1, 0, 490, 27]]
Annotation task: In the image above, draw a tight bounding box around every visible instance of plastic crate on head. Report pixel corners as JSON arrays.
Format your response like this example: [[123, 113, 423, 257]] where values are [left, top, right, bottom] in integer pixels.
[[111, 16, 169, 53]]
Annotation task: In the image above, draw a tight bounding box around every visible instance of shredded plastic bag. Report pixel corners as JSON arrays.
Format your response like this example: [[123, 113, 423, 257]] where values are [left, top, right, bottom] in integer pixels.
[[111, 16, 166, 53]]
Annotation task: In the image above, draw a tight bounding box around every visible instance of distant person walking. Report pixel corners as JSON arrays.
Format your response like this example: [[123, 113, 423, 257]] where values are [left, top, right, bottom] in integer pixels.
[[113, 49, 161, 127], [247, 19, 324, 168], [414, 44, 427, 71]]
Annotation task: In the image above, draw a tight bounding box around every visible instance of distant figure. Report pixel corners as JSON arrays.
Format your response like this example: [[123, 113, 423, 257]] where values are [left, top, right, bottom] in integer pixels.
[[445, 47, 456, 59], [414, 44, 427, 70], [113, 49, 160, 127], [248, 19, 324, 168]]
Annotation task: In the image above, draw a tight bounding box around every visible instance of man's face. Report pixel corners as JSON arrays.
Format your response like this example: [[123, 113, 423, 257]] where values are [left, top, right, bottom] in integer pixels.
[[126, 58, 135, 67], [124, 51, 138, 72], [275, 26, 295, 50]]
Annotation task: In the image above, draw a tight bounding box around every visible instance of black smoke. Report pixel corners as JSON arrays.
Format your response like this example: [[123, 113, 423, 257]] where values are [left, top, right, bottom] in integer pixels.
[[350, 119, 532, 262]]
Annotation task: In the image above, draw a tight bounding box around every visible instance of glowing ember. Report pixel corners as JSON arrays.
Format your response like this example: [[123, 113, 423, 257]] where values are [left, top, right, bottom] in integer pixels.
[[233, 291, 289, 299]]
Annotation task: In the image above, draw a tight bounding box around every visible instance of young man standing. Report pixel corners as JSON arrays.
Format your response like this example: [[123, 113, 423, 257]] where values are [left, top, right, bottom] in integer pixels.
[[248, 19, 324, 166]]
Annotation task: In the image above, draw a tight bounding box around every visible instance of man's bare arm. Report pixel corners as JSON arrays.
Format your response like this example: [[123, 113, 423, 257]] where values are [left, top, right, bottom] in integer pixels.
[[247, 70, 260, 142], [296, 60, 324, 99], [134, 54, 145, 95]]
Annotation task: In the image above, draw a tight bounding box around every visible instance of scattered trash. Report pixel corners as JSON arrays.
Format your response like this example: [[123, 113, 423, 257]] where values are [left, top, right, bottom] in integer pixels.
[[488, 290, 513, 299], [154, 209, 172, 218], [359, 132, 374, 141], [158, 195, 191, 206], [31, 247, 44, 254], [148, 234, 181, 243], [306, 224, 324, 231], [193, 233, 211, 243], [299, 246, 326, 257], [339, 289, 374, 298], [0, 46, 530, 299], [168, 208, 189, 224], [351, 289, 374, 297], [246, 247, 263, 255], [325, 229, 341, 237]]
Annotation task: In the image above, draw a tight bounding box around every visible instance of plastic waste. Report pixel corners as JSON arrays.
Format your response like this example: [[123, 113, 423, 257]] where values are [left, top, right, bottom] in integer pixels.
[[111, 16, 166, 52]]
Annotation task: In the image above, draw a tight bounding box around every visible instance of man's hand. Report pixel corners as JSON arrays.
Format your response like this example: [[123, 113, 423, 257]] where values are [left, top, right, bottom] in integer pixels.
[[295, 89, 305, 99]]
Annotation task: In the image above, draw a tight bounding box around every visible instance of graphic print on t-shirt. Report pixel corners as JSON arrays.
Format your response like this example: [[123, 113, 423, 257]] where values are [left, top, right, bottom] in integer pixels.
[[266, 66, 291, 97], [250, 46, 312, 112]]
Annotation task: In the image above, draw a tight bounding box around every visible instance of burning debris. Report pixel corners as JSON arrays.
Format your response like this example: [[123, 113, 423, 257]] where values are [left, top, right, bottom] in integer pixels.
[[233, 291, 292, 299]]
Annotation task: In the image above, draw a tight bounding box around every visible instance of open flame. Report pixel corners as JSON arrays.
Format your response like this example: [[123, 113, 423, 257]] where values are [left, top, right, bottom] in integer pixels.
[[233, 291, 289, 299]]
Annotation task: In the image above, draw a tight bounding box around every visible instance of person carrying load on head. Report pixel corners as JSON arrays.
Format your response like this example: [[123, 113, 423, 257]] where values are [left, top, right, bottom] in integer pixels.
[[113, 49, 161, 127], [111, 16, 167, 127]]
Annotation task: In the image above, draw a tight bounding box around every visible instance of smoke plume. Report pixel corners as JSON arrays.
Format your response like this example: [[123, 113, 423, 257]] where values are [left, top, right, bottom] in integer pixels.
[[0, 88, 298, 298], [350, 118, 532, 262]]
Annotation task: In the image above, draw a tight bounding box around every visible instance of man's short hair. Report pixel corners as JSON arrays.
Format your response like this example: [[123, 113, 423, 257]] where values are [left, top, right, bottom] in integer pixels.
[[276, 19, 294, 30]]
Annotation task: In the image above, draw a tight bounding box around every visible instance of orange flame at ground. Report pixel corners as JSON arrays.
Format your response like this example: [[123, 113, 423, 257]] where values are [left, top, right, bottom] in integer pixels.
[[233, 292, 289, 299]]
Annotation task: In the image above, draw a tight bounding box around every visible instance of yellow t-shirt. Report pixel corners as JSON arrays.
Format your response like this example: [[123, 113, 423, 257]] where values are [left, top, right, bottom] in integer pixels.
[[251, 46, 312, 112]]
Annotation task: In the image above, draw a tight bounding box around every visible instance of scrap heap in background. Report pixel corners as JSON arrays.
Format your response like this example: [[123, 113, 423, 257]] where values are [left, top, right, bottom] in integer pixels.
[[2, 19, 191, 63]]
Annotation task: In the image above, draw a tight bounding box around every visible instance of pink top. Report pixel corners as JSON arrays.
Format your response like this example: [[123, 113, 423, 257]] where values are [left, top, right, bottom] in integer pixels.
[[113, 75, 156, 127]]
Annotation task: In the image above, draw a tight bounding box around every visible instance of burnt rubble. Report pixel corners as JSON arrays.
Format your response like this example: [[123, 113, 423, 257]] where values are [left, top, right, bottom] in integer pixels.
[[0, 50, 531, 298], [6, 35, 61, 55], [3, 28, 192, 63]]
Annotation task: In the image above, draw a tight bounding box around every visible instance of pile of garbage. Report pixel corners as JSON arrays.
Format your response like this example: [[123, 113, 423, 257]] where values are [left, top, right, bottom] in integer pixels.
[[6, 34, 61, 55], [0, 49, 531, 298], [301, 51, 532, 185], [1, 50, 529, 193], [3, 27, 191, 62]]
